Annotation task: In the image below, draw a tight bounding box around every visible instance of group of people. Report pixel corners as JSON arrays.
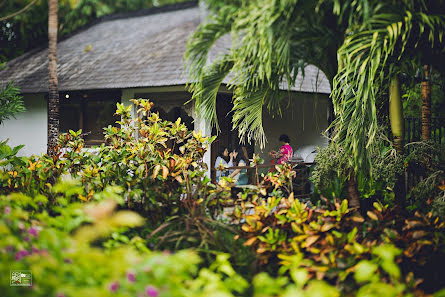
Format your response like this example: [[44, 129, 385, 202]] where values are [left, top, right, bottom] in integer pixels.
[[215, 146, 249, 185], [215, 134, 293, 185]]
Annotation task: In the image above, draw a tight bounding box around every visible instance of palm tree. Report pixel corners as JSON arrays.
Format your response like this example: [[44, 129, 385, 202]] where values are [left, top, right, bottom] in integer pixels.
[[185, 0, 445, 209], [47, 0, 59, 155], [421, 65, 431, 141]]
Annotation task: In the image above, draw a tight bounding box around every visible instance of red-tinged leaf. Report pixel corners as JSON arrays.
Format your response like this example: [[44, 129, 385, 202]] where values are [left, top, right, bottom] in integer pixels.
[[169, 158, 176, 169], [411, 231, 427, 239], [321, 223, 335, 232], [152, 165, 161, 179], [242, 225, 252, 232], [304, 235, 320, 248], [244, 237, 257, 246], [367, 211, 379, 221], [257, 246, 267, 254], [350, 214, 365, 223], [404, 219, 424, 230], [162, 165, 169, 179]]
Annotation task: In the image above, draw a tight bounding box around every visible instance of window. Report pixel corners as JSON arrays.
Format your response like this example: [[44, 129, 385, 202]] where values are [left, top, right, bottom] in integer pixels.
[[59, 90, 121, 146]]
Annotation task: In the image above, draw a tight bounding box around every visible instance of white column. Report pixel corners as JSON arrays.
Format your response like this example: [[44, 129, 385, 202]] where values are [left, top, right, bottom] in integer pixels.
[[193, 105, 212, 178], [121, 89, 137, 140], [121, 89, 136, 118]]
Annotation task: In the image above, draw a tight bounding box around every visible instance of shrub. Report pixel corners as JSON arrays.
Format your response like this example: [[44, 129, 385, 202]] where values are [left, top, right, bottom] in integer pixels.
[[0, 184, 249, 297], [229, 191, 445, 295], [0, 82, 26, 124]]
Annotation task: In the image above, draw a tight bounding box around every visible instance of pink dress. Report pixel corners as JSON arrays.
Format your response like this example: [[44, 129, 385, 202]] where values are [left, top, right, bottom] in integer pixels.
[[278, 144, 293, 164]]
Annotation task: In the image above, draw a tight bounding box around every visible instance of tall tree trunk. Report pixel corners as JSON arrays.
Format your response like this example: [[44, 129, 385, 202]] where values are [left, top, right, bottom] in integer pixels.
[[389, 75, 406, 209], [389, 76, 404, 154], [421, 65, 431, 141], [346, 170, 360, 210], [47, 0, 59, 155]]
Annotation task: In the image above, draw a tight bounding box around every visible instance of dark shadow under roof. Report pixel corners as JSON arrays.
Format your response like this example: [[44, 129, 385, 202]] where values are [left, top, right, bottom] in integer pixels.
[[0, 2, 331, 95]]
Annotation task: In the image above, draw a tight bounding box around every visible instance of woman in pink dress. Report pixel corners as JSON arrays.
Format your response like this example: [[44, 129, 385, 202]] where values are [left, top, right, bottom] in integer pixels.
[[269, 134, 293, 164]]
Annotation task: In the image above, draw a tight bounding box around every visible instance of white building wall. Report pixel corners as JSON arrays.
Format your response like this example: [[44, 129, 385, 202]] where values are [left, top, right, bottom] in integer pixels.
[[0, 94, 47, 156]]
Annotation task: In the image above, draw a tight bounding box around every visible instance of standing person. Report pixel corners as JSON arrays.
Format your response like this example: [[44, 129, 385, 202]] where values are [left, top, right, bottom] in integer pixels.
[[269, 134, 293, 164], [215, 146, 234, 182], [229, 147, 249, 185]]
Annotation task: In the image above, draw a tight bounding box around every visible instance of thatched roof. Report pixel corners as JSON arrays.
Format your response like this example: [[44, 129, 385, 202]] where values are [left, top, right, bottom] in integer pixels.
[[0, 1, 331, 94]]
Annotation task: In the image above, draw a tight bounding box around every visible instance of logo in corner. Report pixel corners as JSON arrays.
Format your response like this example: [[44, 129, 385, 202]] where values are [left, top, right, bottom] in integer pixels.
[[10, 270, 32, 286]]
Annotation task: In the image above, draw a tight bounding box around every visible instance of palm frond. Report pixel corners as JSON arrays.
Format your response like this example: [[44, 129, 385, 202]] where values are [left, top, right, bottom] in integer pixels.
[[184, 4, 238, 82], [189, 56, 234, 132], [331, 5, 445, 172], [232, 87, 279, 148]]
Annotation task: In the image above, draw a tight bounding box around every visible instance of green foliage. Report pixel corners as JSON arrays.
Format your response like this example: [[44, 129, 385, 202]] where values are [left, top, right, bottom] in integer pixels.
[[0, 99, 214, 219], [402, 72, 445, 118], [312, 133, 405, 203], [404, 141, 445, 217], [1, 96, 445, 296], [228, 188, 445, 295], [0, 187, 250, 297], [0, 82, 26, 124], [185, 0, 341, 147], [330, 0, 445, 173], [186, 0, 445, 178]]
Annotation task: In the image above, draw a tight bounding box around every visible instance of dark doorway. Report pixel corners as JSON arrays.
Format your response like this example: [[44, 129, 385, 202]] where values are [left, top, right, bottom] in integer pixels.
[[210, 94, 254, 182]]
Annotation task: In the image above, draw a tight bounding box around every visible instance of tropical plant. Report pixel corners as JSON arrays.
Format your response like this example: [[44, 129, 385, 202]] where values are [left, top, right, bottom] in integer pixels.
[[1, 99, 214, 218], [228, 191, 445, 295], [311, 132, 405, 206], [0, 185, 250, 297], [0, 82, 26, 124], [185, 0, 445, 209]]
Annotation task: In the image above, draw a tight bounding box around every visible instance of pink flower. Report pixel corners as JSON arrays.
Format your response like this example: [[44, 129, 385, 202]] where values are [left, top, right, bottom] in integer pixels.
[[24, 236, 30, 242], [109, 281, 119, 293], [127, 271, 136, 283], [18, 222, 25, 231], [57, 293, 66, 297], [15, 250, 29, 261], [28, 227, 39, 237], [145, 285, 159, 297], [4, 206, 11, 214], [31, 247, 40, 253]]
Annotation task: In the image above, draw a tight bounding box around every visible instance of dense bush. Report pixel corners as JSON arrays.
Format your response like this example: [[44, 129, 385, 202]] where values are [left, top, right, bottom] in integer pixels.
[[311, 132, 405, 204], [2, 99, 445, 296], [0, 184, 250, 297], [228, 166, 445, 295], [404, 141, 445, 218], [0, 82, 26, 124], [1, 99, 215, 220]]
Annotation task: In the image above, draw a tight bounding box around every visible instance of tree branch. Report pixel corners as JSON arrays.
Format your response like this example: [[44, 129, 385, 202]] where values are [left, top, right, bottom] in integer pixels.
[[0, 0, 38, 22]]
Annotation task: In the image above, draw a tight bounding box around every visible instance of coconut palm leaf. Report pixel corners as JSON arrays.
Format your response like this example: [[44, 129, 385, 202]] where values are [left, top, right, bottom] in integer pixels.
[[331, 1, 445, 172], [189, 56, 234, 132], [186, 0, 340, 147]]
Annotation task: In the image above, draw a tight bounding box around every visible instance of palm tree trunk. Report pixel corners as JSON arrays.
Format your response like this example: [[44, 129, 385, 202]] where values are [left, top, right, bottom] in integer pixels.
[[389, 76, 404, 154], [421, 65, 431, 141], [389, 75, 406, 209], [47, 0, 59, 155], [346, 170, 360, 210]]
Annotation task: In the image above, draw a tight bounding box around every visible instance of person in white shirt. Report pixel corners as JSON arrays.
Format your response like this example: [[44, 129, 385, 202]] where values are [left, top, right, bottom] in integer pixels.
[[214, 146, 234, 182]]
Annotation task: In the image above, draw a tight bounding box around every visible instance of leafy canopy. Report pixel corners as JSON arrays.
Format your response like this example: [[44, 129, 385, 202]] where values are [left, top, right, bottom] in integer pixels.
[[0, 82, 25, 124], [186, 0, 445, 173]]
